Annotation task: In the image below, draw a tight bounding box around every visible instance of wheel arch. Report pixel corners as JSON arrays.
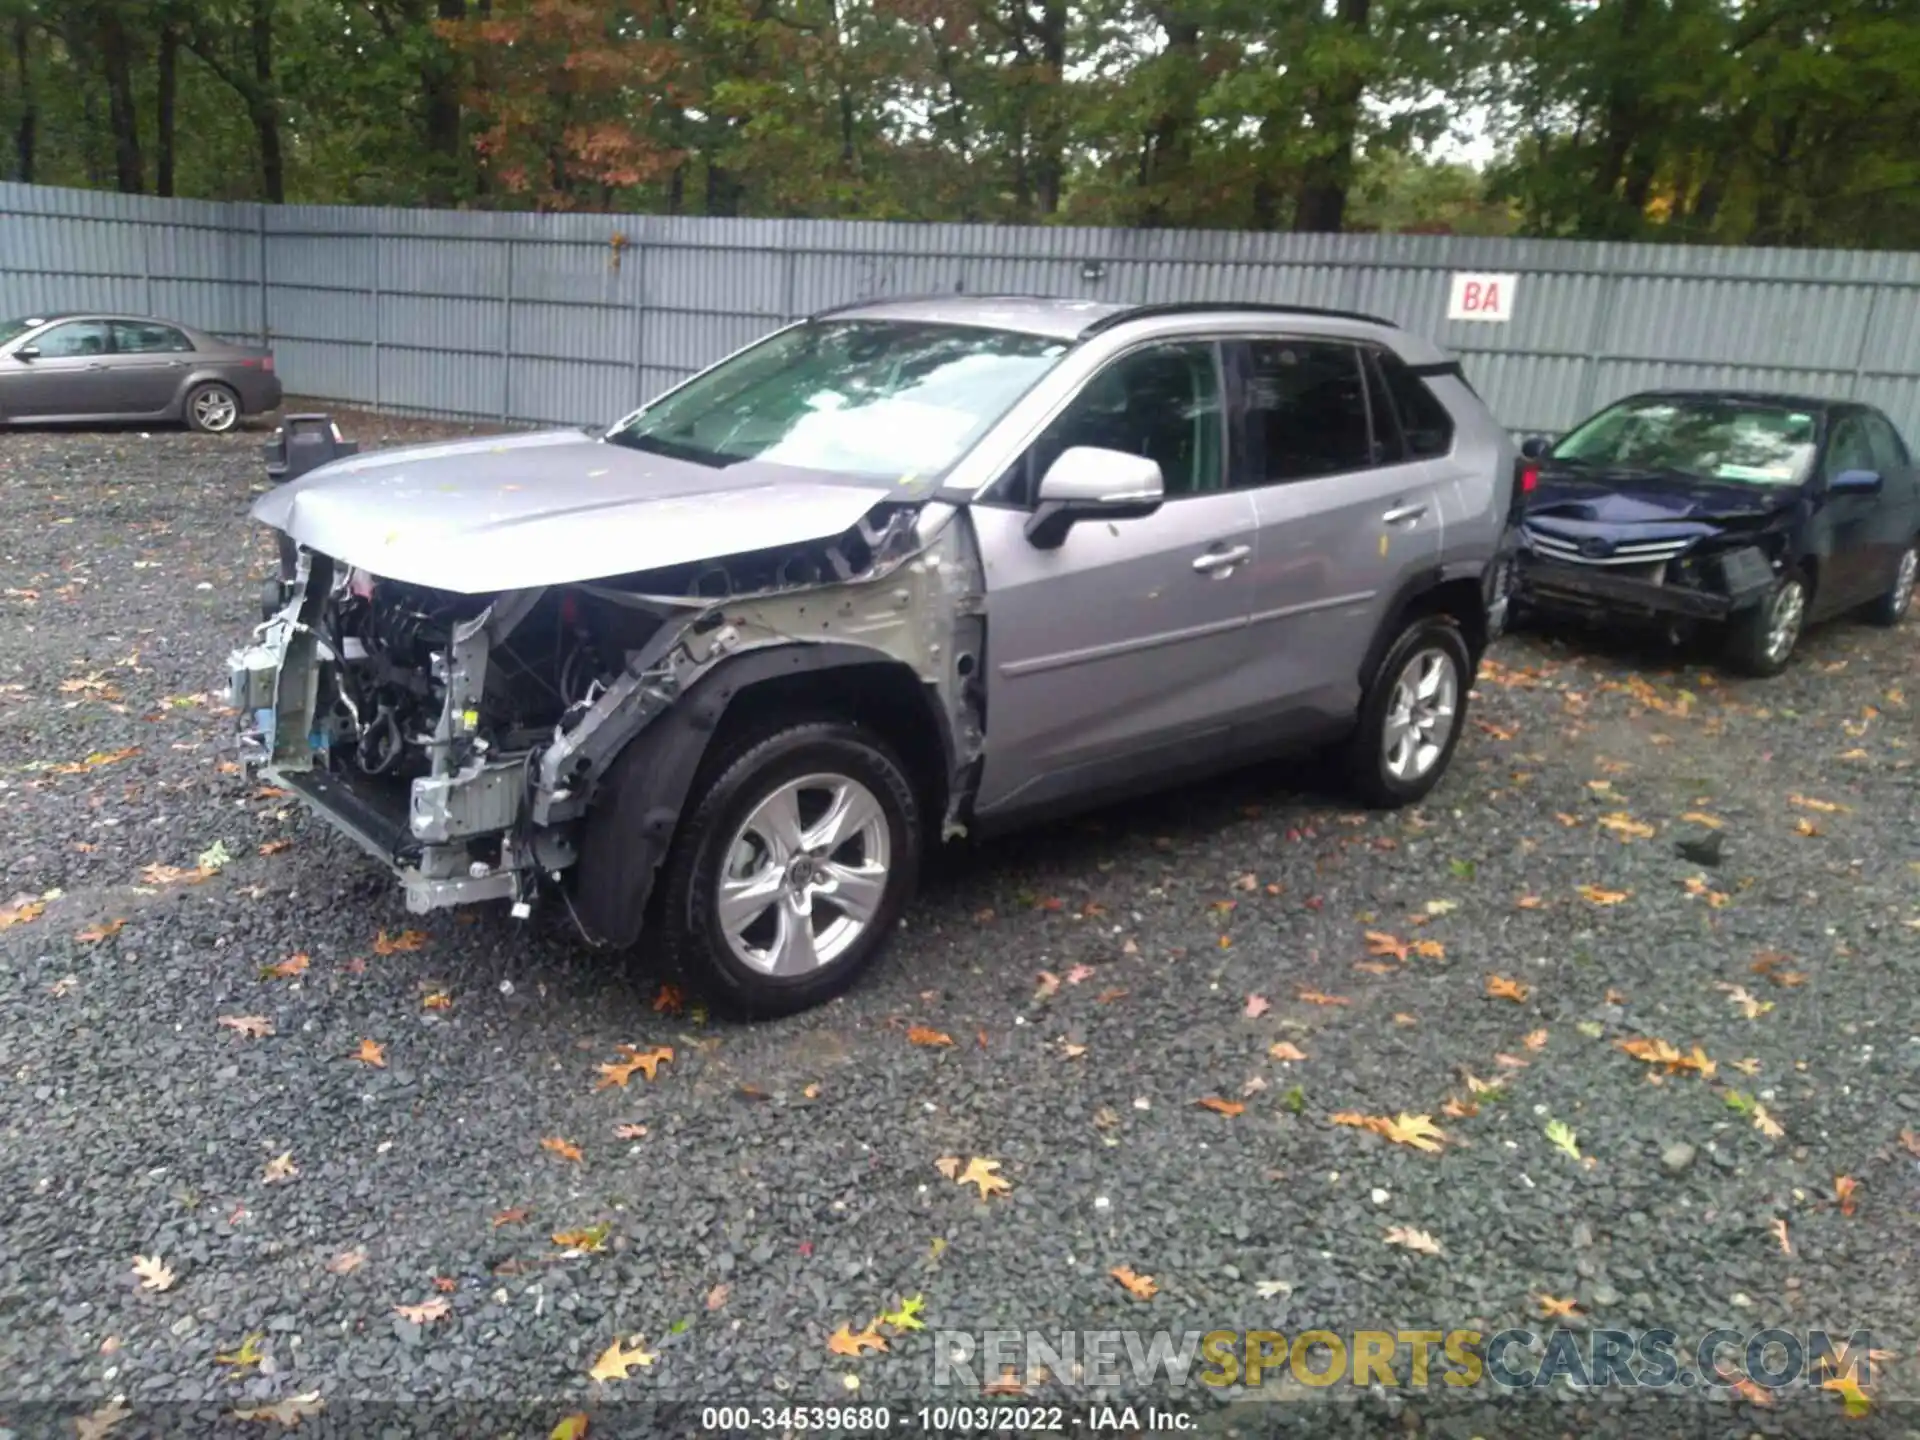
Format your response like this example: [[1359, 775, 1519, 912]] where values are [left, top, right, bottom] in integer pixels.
[[1359, 564, 1489, 694], [568, 642, 954, 948]]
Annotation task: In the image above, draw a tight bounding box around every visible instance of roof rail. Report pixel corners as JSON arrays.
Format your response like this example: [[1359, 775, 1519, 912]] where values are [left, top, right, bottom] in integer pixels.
[[1078, 301, 1396, 335]]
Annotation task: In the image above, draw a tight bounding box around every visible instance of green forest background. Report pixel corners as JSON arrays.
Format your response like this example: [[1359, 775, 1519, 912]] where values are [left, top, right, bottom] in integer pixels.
[[2, 0, 1917, 247]]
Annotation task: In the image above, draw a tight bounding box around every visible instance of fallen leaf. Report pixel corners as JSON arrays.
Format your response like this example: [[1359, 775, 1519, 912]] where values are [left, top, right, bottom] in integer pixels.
[[1752, 1104, 1784, 1139], [1392, 1012, 1418, 1027], [1197, 1096, 1246, 1117], [827, 1322, 889, 1356], [652, 983, 684, 1014], [1297, 988, 1350, 1007], [75, 918, 127, 943], [352, 1038, 386, 1068], [542, 1137, 584, 1163], [1616, 1037, 1715, 1078], [907, 1024, 954, 1048], [231, 1391, 324, 1426], [1597, 812, 1655, 841], [1411, 938, 1445, 959], [1716, 984, 1773, 1020], [1544, 1118, 1581, 1161], [133, 1254, 176, 1291], [1515, 894, 1545, 910], [216, 1332, 266, 1370], [550, 1416, 590, 1440], [1032, 971, 1060, 1000], [1441, 1096, 1479, 1118], [257, 839, 294, 857], [1523, 1028, 1548, 1051], [1486, 975, 1530, 1003], [1789, 793, 1848, 814], [373, 928, 427, 955], [1242, 994, 1270, 1018], [1268, 1041, 1308, 1062], [1834, 1175, 1858, 1217], [1059, 1041, 1087, 1059], [491, 1207, 531, 1228], [1577, 884, 1631, 906], [1901, 1129, 1920, 1158], [1821, 1373, 1872, 1418], [1771, 1218, 1791, 1256], [589, 1335, 656, 1380], [595, 1045, 673, 1087], [880, 1293, 926, 1331], [1536, 1294, 1580, 1319], [326, 1248, 367, 1275], [934, 1155, 961, 1180], [1331, 1112, 1447, 1152], [1794, 817, 1823, 837], [552, 1225, 610, 1253], [218, 1015, 275, 1039], [262, 1152, 297, 1184], [422, 991, 452, 1010], [395, 1297, 451, 1325], [1065, 963, 1096, 984], [74, 1402, 131, 1440], [1110, 1265, 1158, 1299], [261, 953, 309, 980], [0, 898, 48, 929], [953, 1157, 1011, 1200], [613, 1123, 649, 1139], [1383, 1226, 1443, 1257], [1093, 989, 1128, 1004], [982, 1368, 1029, 1396], [1680, 811, 1724, 829], [1365, 931, 1410, 961]]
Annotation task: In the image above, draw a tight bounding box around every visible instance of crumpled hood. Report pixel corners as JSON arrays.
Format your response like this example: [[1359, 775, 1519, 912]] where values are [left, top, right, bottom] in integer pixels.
[[251, 429, 914, 593], [1525, 468, 1799, 543]]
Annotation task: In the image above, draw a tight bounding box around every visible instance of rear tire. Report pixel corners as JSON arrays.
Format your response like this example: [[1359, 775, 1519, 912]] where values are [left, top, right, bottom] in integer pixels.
[[1723, 570, 1806, 677], [1346, 615, 1473, 808], [651, 720, 920, 1019], [185, 382, 240, 434], [1864, 542, 1917, 627]]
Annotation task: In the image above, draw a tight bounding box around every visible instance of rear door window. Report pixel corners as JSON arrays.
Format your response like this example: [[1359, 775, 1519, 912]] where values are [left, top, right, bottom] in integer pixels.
[[1374, 351, 1456, 458], [1236, 339, 1375, 484], [111, 320, 194, 354]]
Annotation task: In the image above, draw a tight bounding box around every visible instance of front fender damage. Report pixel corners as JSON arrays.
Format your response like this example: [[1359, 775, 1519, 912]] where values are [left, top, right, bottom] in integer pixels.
[[229, 502, 986, 926]]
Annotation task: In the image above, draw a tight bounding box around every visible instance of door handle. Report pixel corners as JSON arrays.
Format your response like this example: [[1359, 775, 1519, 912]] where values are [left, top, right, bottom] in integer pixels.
[[1192, 544, 1252, 574], [1382, 502, 1428, 525]]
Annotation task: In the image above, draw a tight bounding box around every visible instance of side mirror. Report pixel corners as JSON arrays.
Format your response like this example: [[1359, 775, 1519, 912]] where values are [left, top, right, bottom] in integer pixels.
[[1519, 435, 1552, 460], [1025, 446, 1165, 549], [1829, 468, 1882, 495], [13, 344, 39, 362]]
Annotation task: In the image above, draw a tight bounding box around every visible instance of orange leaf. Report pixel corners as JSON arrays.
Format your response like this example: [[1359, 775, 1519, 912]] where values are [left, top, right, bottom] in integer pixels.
[[433, 1275, 457, 1293], [652, 984, 684, 1015], [257, 839, 293, 856], [1523, 1028, 1548, 1051], [492, 1206, 532, 1227], [907, 1024, 954, 1048], [1297, 988, 1350, 1007], [613, 1123, 649, 1139], [373, 928, 426, 955], [1365, 931, 1410, 961], [217, 1014, 274, 1038], [1441, 1096, 1479, 1118], [1576, 884, 1631, 905], [262, 953, 309, 979], [422, 991, 452, 1009], [352, 1038, 386, 1067], [1536, 1294, 1580, 1318], [827, 1322, 889, 1356], [1486, 975, 1530, 1002], [1770, 1218, 1791, 1255], [541, 1136, 584, 1164], [1110, 1265, 1158, 1299], [1197, 1096, 1245, 1117], [75, 918, 126, 943], [1834, 1175, 1858, 1217], [951, 1157, 1010, 1199], [394, 1298, 451, 1325], [1268, 1042, 1308, 1062], [595, 1045, 672, 1087]]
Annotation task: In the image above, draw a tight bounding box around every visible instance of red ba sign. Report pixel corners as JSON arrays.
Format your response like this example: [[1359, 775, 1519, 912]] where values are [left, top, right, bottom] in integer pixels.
[[1447, 272, 1517, 323]]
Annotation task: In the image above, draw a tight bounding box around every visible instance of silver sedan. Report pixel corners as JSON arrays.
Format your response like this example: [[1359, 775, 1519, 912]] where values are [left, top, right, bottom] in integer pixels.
[[0, 312, 284, 432]]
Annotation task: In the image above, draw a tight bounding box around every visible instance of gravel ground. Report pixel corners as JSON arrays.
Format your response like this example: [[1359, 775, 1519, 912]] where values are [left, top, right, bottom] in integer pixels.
[[1, 410, 1917, 1440]]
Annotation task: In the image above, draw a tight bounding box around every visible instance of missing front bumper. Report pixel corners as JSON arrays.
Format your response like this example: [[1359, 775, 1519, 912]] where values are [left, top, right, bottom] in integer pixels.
[[1517, 545, 1775, 622]]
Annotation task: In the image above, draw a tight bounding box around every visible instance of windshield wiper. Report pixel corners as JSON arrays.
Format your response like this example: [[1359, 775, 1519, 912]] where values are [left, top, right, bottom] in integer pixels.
[[605, 430, 727, 467]]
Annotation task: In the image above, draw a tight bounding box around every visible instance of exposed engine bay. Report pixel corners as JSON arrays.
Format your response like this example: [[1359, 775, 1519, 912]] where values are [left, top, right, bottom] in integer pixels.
[[229, 501, 983, 919]]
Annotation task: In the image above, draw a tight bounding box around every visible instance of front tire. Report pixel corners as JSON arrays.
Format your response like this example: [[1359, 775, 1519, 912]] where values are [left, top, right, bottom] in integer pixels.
[[185, 382, 240, 434], [1864, 542, 1917, 627], [1724, 571, 1807, 677], [1347, 615, 1473, 808], [652, 721, 920, 1018]]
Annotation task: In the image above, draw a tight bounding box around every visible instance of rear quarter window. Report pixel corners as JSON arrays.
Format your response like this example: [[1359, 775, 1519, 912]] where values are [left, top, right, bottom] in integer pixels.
[[1376, 352, 1457, 458]]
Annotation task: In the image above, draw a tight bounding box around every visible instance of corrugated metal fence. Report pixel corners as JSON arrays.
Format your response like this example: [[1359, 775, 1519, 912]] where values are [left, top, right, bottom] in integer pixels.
[[5, 180, 1920, 438]]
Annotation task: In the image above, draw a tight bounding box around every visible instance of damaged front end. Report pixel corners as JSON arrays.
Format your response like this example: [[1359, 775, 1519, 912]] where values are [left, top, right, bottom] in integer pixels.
[[1515, 512, 1788, 627], [228, 501, 985, 924]]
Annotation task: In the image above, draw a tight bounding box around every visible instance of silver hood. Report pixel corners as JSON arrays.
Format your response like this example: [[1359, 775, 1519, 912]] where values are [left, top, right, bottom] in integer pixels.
[[250, 429, 919, 593]]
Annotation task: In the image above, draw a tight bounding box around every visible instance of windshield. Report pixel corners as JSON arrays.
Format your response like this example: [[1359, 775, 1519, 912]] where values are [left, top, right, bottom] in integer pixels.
[[607, 320, 1070, 480], [1551, 397, 1818, 487], [0, 317, 47, 347]]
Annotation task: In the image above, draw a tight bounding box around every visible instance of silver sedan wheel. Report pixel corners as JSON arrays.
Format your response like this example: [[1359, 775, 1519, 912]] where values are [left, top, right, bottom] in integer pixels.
[[1892, 547, 1917, 618], [716, 772, 890, 977], [192, 387, 238, 433], [1764, 579, 1806, 664], [1382, 647, 1459, 783]]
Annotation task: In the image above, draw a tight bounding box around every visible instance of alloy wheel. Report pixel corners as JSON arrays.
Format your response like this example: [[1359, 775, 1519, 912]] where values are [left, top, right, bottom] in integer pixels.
[[716, 772, 890, 977], [1764, 579, 1806, 665], [1382, 647, 1459, 783], [193, 388, 238, 432]]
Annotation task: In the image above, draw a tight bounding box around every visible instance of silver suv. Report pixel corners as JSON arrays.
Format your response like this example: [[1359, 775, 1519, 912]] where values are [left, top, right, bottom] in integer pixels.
[[229, 298, 1516, 1015]]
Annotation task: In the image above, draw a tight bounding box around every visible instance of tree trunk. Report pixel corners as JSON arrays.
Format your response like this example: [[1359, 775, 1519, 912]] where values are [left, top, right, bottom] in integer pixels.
[[156, 21, 178, 197], [97, 4, 144, 192], [1138, 10, 1199, 225], [1032, 0, 1066, 215], [422, 0, 465, 200], [250, 0, 284, 201], [1294, 0, 1369, 232], [10, 14, 33, 183]]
